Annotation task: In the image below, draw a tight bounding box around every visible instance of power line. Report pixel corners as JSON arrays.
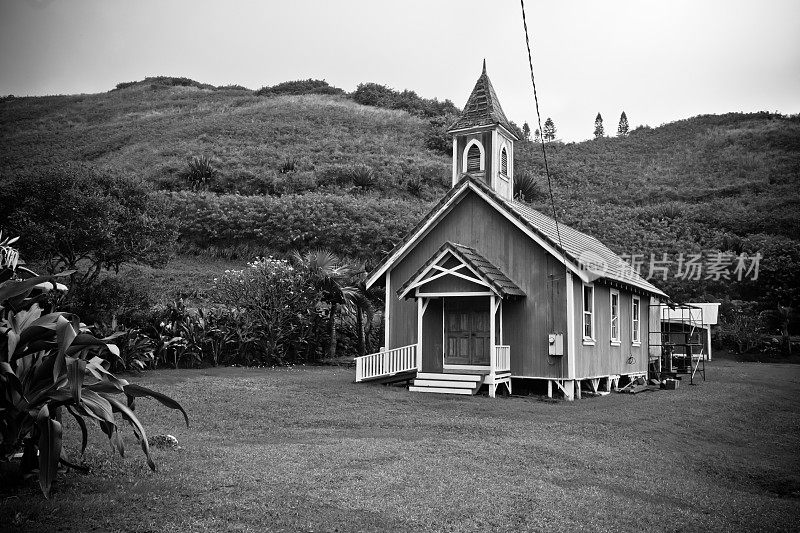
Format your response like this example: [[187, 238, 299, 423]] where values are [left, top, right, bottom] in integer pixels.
[[519, 0, 567, 262]]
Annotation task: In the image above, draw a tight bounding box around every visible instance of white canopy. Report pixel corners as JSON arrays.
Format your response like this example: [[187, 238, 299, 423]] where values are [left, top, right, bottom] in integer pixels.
[[658, 302, 719, 326]]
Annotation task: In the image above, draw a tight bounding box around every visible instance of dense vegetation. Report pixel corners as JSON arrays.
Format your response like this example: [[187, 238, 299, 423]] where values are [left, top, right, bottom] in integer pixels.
[[1, 77, 798, 356], [0, 238, 187, 498]]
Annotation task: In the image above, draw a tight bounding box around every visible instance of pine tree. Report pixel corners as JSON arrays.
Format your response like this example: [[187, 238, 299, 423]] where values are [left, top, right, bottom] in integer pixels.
[[533, 128, 541, 143], [522, 122, 531, 141], [617, 111, 629, 137], [543, 118, 556, 142], [594, 113, 604, 138]]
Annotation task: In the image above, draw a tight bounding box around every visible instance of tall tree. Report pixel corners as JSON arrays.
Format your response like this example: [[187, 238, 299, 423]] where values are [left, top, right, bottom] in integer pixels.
[[0, 164, 177, 288], [543, 118, 556, 142], [522, 122, 531, 141], [617, 111, 629, 136], [594, 113, 605, 138]]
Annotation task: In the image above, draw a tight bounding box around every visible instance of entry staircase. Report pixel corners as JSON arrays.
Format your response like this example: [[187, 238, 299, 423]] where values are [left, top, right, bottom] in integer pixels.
[[354, 344, 511, 397]]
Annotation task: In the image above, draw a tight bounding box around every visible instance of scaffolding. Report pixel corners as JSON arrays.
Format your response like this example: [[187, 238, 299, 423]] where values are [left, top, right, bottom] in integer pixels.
[[648, 303, 707, 385]]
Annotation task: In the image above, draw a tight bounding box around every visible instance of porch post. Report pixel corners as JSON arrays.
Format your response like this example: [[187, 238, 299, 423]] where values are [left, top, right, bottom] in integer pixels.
[[384, 271, 391, 351], [416, 297, 425, 371], [489, 294, 497, 378], [499, 300, 503, 345]]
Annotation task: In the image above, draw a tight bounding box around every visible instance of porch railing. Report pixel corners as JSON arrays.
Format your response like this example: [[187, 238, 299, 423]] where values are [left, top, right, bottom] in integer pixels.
[[354, 344, 417, 382], [493, 345, 511, 373]]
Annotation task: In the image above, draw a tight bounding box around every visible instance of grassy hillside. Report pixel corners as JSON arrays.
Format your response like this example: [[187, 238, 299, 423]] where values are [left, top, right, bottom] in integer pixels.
[[1, 79, 799, 312], [515, 113, 800, 303], [0, 81, 450, 199]]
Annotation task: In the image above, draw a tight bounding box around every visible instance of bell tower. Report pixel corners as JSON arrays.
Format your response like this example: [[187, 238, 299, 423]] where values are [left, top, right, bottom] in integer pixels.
[[447, 60, 518, 200]]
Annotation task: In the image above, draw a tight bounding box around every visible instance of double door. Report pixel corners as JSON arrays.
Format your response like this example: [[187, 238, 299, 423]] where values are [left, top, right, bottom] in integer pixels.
[[444, 297, 490, 366]]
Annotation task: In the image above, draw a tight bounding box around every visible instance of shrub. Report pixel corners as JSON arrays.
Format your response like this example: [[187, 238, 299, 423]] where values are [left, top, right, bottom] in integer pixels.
[[167, 191, 430, 264], [0, 242, 188, 498], [279, 158, 297, 174], [349, 164, 375, 190], [255, 79, 344, 97], [514, 172, 546, 202], [351, 83, 458, 117], [65, 276, 152, 328], [185, 155, 218, 190], [0, 164, 178, 287], [406, 177, 423, 197], [212, 258, 328, 364]]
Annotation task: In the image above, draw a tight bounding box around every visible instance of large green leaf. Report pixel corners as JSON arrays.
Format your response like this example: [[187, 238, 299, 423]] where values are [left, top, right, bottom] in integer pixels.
[[104, 395, 156, 471], [36, 405, 63, 499], [67, 357, 85, 405], [85, 357, 128, 390], [53, 316, 78, 382], [0, 275, 56, 303], [123, 384, 189, 427], [65, 405, 88, 455], [5, 329, 19, 361], [79, 389, 115, 426], [66, 334, 120, 359]]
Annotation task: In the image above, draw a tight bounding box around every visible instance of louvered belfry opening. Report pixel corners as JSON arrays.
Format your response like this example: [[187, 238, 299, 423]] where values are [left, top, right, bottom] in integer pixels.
[[466, 144, 481, 172], [501, 147, 508, 175]]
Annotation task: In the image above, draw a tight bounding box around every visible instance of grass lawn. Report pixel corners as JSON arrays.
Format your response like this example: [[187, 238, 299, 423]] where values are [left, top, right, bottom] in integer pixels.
[[2, 360, 798, 532]]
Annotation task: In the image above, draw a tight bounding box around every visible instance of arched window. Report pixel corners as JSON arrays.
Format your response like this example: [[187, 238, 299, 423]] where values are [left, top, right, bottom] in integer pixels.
[[500, 147, 508, 176], [466, 143, 481, 172]]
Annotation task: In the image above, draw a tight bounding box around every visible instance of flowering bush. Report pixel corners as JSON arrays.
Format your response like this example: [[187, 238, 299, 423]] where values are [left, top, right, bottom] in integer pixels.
[[212, 258, 328, 364]]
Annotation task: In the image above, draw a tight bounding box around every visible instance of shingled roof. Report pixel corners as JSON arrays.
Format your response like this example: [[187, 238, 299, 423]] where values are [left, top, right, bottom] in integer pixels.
[[366, 175, 668, 299], [397, 241, 526, 299], [447, 61, 518, 138]]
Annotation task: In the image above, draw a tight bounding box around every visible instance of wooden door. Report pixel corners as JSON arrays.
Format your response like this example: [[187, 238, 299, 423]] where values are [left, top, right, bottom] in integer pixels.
[[444, 297, 490, 366]]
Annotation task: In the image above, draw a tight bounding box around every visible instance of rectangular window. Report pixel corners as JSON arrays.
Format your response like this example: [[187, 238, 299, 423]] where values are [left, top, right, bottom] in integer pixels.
[[610, 290, 620, 344], [632, 296, 641, 344], [583, 284, 594, 341]]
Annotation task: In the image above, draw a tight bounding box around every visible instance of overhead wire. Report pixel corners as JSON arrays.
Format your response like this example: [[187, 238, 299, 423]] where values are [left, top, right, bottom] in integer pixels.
[[520, 0, 572, 369], [519, 0, 567, 264]]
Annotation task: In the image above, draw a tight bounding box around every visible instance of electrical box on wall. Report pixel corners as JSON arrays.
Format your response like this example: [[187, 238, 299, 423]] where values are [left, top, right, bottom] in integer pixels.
[[548, 332, 564, 356]]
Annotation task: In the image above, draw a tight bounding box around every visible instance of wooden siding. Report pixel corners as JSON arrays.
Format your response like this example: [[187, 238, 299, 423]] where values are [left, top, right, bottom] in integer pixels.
[[387, 190, 568, 378], [571, 276, 650, 377]]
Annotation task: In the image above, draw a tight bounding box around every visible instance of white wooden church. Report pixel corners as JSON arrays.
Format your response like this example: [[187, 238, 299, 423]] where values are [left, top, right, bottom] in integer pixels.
[[354, 62, 668, 399]]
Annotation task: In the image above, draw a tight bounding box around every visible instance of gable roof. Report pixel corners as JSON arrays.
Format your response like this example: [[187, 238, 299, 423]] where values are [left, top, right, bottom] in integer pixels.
[[366, 175, 668, 299], [447, 61, 518, 138], [397, 241, 525, 299]]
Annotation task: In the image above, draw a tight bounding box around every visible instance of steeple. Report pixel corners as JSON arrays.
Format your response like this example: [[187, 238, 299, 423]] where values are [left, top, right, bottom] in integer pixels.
[[447, 61, 517, 200]]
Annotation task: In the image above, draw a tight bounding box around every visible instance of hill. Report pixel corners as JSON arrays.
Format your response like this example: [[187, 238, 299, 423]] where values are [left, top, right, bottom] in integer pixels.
[[1, 79, 798, 314]]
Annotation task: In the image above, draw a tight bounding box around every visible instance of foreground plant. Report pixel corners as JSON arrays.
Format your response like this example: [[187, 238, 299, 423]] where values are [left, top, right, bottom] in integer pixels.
[[0, 237, 188, 498]]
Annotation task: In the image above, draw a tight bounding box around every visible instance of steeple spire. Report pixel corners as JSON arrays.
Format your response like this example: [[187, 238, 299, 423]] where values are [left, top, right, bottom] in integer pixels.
[[447, 60, 516, 138], [447, 60, 517, 199]]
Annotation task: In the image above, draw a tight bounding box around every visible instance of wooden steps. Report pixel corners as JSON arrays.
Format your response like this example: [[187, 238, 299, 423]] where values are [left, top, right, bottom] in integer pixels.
[[409, 372, 484, 395]]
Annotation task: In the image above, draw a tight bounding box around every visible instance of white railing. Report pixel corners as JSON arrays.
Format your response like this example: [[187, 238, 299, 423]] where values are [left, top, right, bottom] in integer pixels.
[[354, 344, 417, 382], [493, 345, 511, 373]]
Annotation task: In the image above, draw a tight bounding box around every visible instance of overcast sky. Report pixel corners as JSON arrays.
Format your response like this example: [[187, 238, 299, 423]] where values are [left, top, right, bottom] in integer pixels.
[[1, 0, 798, 141]]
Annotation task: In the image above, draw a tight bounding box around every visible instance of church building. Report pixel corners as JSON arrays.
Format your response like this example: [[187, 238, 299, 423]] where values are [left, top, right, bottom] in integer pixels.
[[355, 62, 668, 400]]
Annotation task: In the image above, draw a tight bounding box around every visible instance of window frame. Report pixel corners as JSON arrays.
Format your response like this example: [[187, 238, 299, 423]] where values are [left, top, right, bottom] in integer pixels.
[[463, 139, 485, 173], [631, 295, 641, 346], [610, 289, 621, 346], [500, 146, 508, 176], [582, 283, 595, 345]]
